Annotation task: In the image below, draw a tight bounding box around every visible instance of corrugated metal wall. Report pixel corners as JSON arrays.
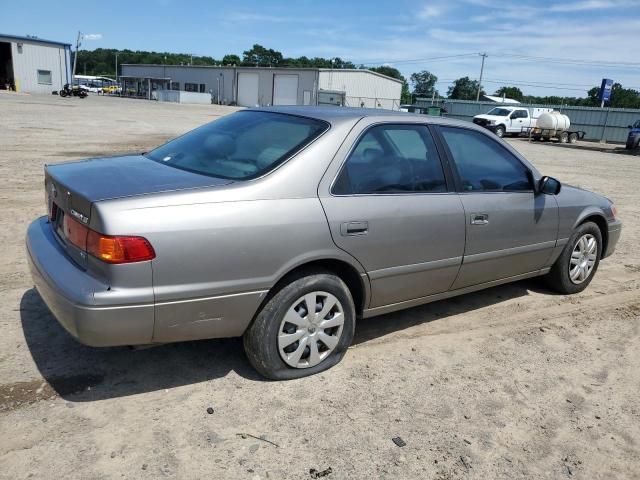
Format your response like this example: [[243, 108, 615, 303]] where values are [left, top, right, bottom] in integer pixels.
[[318, 70, 402, 110], [440, 99, 640, 143], [2, 37, 70, 93], [120, 65, 318, 107], [121, 65, 237, 103]]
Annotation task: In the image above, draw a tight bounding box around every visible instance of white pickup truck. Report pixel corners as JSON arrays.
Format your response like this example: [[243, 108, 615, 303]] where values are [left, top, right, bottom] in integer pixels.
[[473, 107, 552, 138]]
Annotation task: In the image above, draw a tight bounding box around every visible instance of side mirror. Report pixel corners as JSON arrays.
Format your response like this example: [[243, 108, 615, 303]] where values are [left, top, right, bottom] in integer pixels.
[[629, 125, 633, 129], [539, 176, 561, 195]]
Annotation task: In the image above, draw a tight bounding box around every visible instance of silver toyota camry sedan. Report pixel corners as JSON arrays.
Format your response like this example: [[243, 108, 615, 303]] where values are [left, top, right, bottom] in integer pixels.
[[26, 107, 622, 379]]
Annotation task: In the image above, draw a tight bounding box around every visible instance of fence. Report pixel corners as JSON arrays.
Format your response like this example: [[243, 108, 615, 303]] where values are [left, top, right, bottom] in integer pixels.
[[432, 99, 640, 143]]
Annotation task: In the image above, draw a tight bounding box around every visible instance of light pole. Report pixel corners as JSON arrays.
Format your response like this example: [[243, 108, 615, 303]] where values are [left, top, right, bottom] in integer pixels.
[[115, 52, 118, 82]]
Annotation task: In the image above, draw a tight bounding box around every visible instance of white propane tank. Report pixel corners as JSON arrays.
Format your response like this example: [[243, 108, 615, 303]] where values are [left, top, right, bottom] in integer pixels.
[[537, 111, 571, 131]]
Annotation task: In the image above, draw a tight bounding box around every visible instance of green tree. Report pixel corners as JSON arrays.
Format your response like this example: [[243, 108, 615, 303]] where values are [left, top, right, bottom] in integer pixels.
[[609, 83, 640, 108], [410, 70, 438, 98], [221, 54, 240, 65], [494, 86, 523, 102], [242, 44, 283, 67], [447, 76, 484, 100], [370, 66, 411, 104]]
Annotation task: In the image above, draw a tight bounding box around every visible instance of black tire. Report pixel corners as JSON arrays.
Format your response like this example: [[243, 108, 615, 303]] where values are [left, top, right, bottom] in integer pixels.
[[558, 131, 569, 143], [59, 90, 67, 97], [544, 221, 602, 294], [568, 132, 578, 144], [495, 125, 505, 138], [243, 271, 356, 380]]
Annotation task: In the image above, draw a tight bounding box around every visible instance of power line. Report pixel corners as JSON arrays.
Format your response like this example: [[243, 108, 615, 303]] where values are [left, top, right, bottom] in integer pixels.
[[358, 51, 640, 70], [493, 53, 640, 69], [359, 53, 479, 66]]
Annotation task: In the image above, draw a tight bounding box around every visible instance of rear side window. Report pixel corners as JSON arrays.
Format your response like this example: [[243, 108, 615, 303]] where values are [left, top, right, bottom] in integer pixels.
[[146, 111, 328, 180], [333, 124, 446, 194], [440, 126, 532, 192]]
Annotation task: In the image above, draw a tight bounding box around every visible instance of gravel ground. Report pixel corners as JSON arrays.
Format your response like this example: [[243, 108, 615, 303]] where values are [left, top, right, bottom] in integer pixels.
[[0, 93, 638, 480]]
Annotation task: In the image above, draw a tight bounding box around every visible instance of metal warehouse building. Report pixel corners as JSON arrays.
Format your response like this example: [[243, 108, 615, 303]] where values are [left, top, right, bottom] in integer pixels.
[[0, 34, 71, 94], [120, 64, 403, 109]]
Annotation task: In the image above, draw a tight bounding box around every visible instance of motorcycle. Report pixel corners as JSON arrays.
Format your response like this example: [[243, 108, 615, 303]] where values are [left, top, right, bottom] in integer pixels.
[[59, 84, 88, 98]]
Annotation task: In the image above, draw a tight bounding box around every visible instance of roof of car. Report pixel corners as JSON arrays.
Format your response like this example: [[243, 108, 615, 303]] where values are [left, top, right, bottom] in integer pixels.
[[249, 105, 471, 128]]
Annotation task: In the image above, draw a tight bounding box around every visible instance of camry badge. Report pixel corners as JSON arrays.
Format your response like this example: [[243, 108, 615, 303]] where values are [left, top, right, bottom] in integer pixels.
[[70, 208, 89, 224]]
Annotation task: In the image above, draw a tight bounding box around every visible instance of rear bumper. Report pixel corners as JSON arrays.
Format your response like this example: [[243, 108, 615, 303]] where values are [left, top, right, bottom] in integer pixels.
[[604, 219, 622, 259], [26, 217, 155, 346]]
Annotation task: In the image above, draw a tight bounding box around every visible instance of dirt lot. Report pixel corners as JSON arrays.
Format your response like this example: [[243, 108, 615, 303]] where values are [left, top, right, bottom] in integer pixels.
[[0, 93, 638, 480]]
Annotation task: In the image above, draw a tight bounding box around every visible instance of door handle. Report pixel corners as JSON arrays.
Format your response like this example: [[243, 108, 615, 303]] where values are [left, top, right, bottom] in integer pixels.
[[470, 214, 489, 225], [341, 221, 369, 236]]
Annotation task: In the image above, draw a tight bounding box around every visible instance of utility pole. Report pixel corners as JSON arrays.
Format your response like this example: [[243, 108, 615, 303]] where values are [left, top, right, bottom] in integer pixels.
[[72, 31, 82, 84], [476, 52, 487, 101], [115, 52, 118, 82]]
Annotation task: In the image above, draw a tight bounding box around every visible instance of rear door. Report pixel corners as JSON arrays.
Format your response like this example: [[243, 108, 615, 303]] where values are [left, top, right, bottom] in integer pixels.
[[436, 125, 558, 289], [319, 121, 465, 308]]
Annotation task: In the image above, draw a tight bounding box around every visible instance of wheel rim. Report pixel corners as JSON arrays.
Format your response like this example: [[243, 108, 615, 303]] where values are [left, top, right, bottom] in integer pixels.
[[496, 128, 504, 137], [569, 233, 597, 284], [278, 291, 344, 369]]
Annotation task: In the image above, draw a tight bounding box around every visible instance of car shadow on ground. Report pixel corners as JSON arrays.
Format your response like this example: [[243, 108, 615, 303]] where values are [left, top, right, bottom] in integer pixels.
[[21, 279, 544, 401]]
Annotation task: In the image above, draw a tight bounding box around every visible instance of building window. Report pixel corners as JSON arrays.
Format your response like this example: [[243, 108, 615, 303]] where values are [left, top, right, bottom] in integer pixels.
[[199, 83, 206, 93], [37, 70, 52, 85], [170, 82, 180, 91], [185, 82, 198, 92]]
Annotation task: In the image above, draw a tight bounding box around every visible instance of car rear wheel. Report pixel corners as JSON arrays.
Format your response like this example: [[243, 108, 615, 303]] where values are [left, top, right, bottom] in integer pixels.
[[243, 272, 355, 380], [544, 221, 602, 294]]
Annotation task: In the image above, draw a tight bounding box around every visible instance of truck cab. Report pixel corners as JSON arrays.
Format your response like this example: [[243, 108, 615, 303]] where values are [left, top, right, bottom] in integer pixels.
[[473, 107, 543, 138], [626, 120, 640, 150]]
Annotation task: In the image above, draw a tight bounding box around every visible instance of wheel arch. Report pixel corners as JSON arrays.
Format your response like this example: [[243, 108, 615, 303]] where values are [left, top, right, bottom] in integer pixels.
[[247, 256, 371, 334], [576, 212, 608, 255]]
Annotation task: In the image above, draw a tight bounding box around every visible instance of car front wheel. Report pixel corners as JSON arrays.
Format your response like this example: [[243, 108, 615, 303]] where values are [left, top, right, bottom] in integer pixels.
[[545, 221, 602, 294], [495, 125, 506, 138], [243, 271, 355, 380]]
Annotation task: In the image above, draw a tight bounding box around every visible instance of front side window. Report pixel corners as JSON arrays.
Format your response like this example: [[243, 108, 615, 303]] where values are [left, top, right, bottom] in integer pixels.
[[333, 124, 447, 194], [440, 126, 531, 192], [37, 70, 52, 85], [146, 111, 328, 180]]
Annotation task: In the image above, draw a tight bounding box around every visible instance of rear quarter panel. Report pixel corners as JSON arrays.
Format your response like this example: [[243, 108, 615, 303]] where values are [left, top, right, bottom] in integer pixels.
[[89, 117, 366, 342]]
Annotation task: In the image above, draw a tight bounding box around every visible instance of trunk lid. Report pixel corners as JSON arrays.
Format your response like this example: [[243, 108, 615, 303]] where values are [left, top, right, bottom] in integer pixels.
[[45, 155, 232, 268]]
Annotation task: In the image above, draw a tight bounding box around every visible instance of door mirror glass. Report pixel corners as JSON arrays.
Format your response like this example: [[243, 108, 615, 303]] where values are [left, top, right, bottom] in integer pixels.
[[539, 176, 561, 195]]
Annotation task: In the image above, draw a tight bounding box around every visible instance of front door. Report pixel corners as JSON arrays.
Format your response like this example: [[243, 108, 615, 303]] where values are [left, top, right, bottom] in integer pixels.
[[319, 122, 466, 308], [437, 126, 558, 289]]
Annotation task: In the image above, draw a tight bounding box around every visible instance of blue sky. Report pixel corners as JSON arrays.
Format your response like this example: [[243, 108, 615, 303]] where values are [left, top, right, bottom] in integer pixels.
[[2, 0, 639, 97]]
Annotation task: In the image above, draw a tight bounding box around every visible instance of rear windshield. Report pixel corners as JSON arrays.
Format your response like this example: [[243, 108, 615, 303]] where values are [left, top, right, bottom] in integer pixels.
[[146, 111, 329, 180]]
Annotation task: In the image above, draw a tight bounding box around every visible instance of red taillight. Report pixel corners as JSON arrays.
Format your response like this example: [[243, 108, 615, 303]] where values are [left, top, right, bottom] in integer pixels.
[[63, 216, 155, 264], [87, 231, 155, 264], [63, 215, 89, 249]]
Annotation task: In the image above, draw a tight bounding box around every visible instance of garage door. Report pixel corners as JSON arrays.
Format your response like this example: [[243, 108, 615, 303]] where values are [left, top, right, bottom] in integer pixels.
[[273, 74, 299, 105], [237, 73, 259, 107]]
